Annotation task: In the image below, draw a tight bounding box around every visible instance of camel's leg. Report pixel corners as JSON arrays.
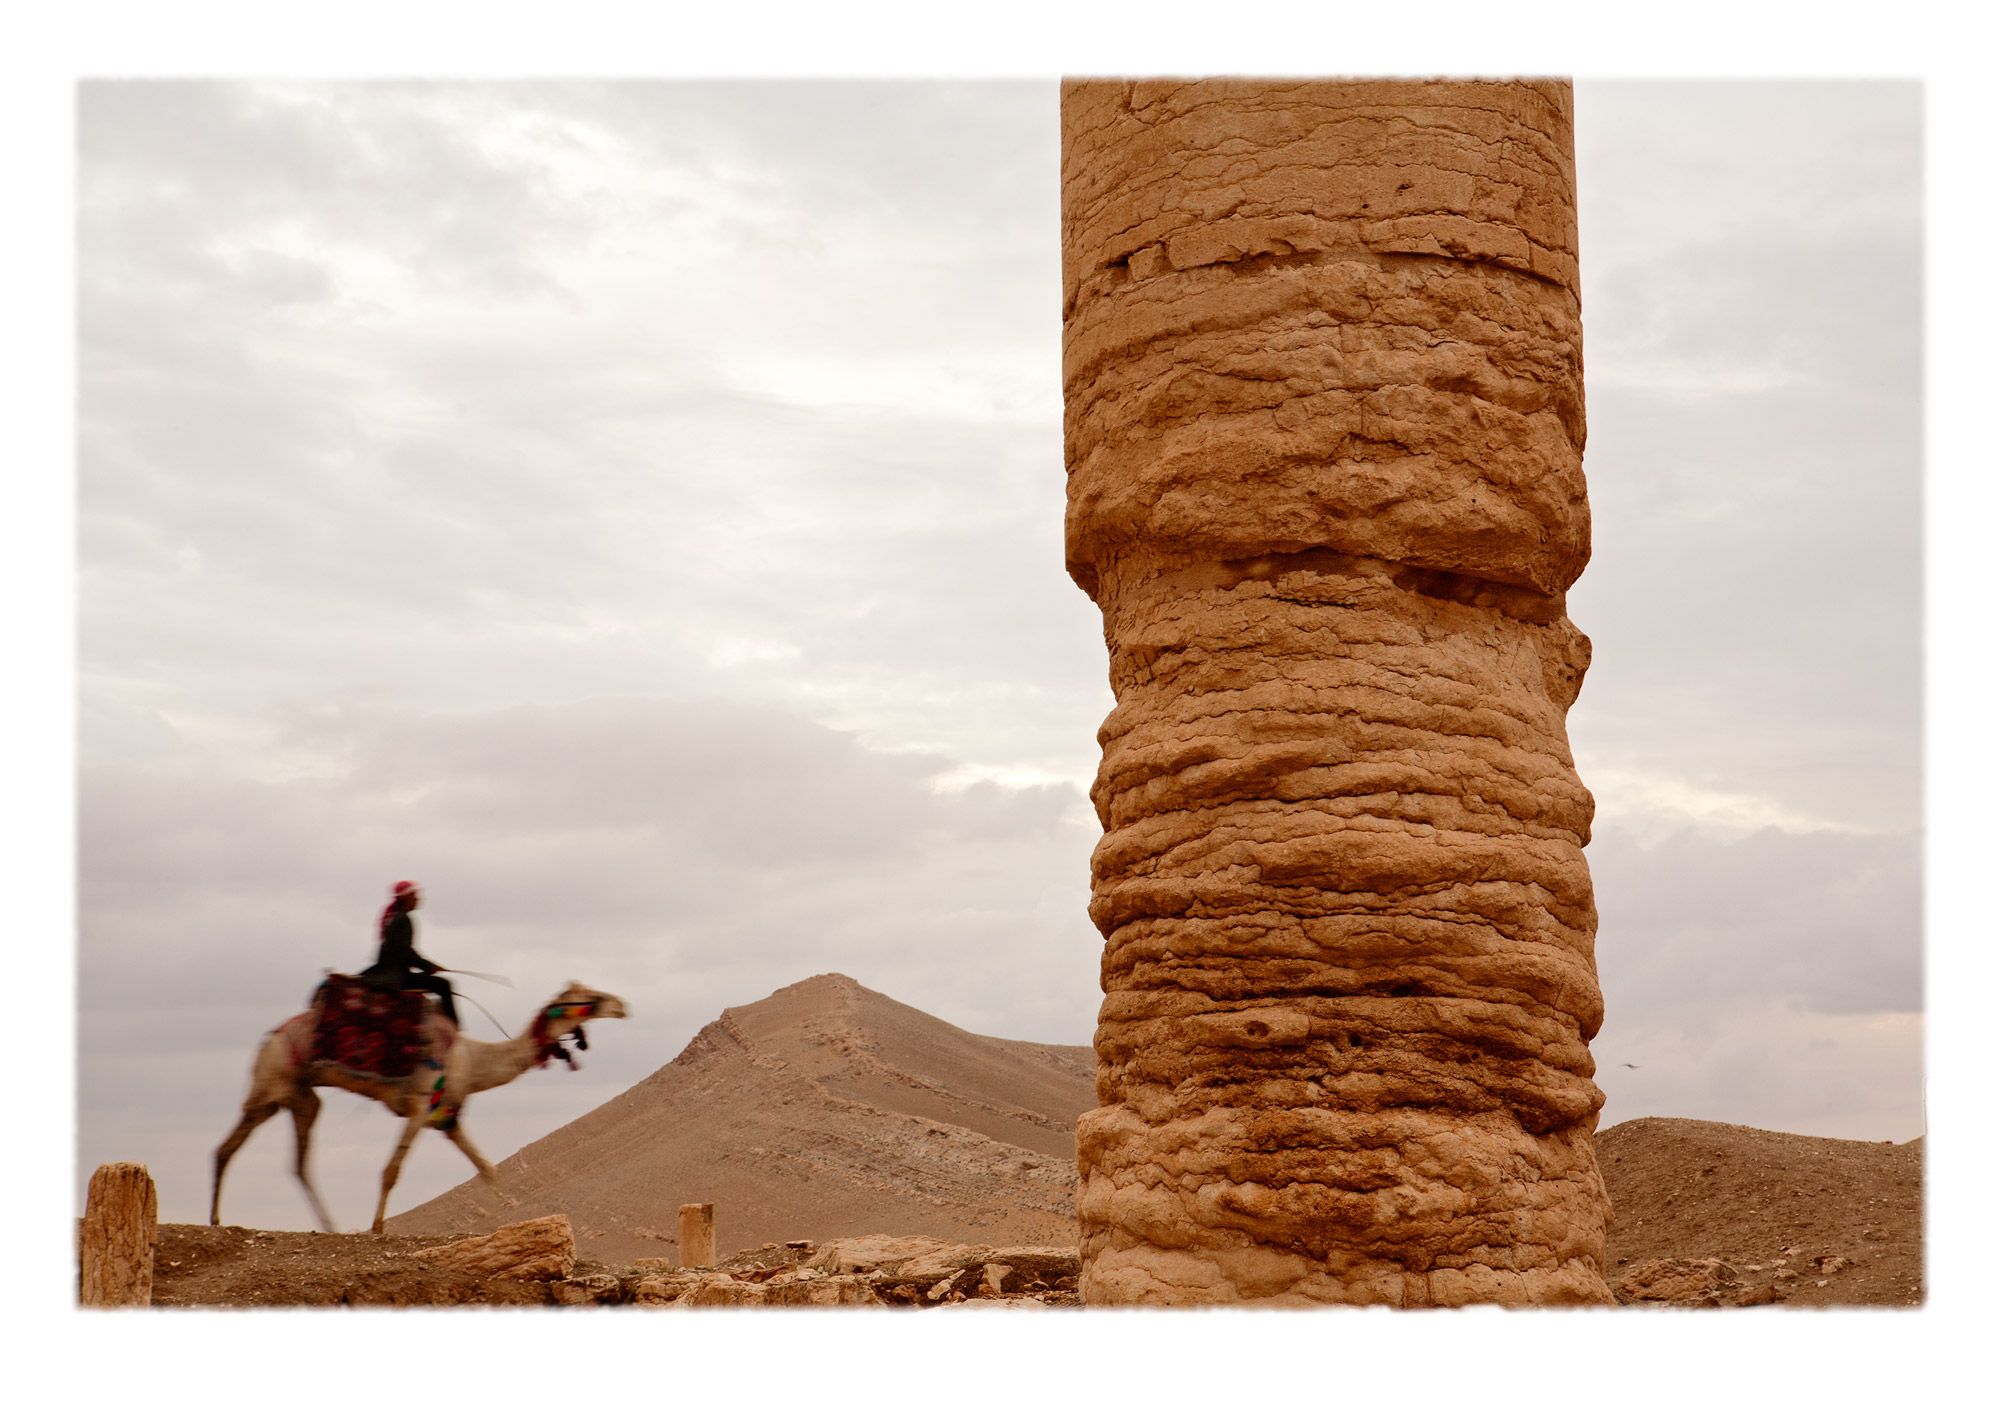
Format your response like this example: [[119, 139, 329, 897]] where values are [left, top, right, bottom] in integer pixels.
[[371, 1110, 426, 1235], [211, 1101, 281, 1226], [287, 1090, 336, 1233], [444, 1125, 499, 1185]]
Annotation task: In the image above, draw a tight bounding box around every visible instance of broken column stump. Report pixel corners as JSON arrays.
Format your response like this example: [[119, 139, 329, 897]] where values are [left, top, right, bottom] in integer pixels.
[[80, 1161, 157, 1307], [678, 1202, 716, 1268]]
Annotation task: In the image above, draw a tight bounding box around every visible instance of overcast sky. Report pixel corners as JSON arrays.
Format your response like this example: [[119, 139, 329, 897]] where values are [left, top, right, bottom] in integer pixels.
[[74, 79, 1922, 1231]]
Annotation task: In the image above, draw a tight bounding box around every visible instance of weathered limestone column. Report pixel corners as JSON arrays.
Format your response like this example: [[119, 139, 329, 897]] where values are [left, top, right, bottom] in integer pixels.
[[79, 1162, 157, 1307], [678, 1202, 716, 1269], [1062, 79, 1612, 1306]]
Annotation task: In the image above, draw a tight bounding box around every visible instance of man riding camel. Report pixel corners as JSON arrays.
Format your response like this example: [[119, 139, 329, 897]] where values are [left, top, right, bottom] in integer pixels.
[[356, 880, 459, 1026]]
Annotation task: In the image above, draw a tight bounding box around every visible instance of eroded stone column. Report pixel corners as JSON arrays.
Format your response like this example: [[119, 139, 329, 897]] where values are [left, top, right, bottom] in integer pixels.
[[1063, 78, 1611, 1306]]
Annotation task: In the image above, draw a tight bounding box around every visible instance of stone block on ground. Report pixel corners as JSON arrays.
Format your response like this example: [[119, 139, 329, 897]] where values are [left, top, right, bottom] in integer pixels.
[[763, 1274, 884, 1307], [412, 1214, 575, 1282], [812, 1234, 975, 1275]]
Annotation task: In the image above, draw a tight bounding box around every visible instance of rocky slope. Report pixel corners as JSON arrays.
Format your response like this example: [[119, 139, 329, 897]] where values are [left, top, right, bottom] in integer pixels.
[[1599, 1116, 1923, 1307], [386, 974, 1096, 1264]]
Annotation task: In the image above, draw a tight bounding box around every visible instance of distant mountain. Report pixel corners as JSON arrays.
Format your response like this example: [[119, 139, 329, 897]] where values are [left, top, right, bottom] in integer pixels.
[[387, 974, 1096, 1264]]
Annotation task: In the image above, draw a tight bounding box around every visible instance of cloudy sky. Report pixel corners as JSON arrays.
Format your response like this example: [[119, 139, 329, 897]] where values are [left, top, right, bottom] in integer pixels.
[[74, 80, 1922, 1231]]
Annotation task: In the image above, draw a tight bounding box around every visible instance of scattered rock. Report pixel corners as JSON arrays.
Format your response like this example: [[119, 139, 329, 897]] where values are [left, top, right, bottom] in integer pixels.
[[1617, 1258, 1738, 1306], [552, 1273, 620, 1305], [679, 1274, 760, 1308]]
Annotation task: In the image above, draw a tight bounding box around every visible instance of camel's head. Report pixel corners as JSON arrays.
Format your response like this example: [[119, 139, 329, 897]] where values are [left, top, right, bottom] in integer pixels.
[[531, 983, 628, 1070], [549, 981, 628, 1021]]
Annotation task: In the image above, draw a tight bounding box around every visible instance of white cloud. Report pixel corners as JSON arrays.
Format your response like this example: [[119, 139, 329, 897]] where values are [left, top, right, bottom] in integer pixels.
[[706, 633, 803, 669], [1590, 352, 1802, 399], [928, 761, 1086, 793], [1586, 764, 1896, 842]]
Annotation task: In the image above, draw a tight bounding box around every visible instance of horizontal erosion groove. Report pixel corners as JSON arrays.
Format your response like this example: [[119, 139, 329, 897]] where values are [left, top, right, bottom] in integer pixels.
[[1067, 239, 1577, 320], [1147, 548, 1566, 625], [1111, 978, 1534, 1007], [1085, 81, 1572, 146]]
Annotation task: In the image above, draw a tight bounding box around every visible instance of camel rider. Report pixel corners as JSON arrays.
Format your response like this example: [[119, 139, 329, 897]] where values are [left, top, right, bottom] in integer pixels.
[[357, 880, 459, 1026]]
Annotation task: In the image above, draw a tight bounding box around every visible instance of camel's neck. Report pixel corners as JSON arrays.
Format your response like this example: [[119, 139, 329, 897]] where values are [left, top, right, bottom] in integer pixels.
[[459, 1033, 546, 1095], [458, 1001, 587, 1093]]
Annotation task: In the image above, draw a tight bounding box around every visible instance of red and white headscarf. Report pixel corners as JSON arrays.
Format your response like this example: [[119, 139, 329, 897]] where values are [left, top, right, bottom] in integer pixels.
[[381, 879, 420, 932]]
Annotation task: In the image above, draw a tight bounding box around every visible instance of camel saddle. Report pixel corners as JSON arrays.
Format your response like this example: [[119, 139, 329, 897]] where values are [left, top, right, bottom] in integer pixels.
[[307, 974, 447, 1079]]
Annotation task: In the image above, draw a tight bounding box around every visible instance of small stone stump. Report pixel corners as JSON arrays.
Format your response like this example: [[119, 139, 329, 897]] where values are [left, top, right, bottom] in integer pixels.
[[80, 1162, 156, 1307], [678, 1202, 716, 1268]]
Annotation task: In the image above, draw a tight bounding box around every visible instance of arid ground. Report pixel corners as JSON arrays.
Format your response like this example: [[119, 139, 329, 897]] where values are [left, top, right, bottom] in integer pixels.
[[126, 976, 1922, 1308]]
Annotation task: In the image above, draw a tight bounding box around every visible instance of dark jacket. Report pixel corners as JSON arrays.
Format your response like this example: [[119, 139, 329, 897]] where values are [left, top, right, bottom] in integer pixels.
[[361, 909, 440, 984]]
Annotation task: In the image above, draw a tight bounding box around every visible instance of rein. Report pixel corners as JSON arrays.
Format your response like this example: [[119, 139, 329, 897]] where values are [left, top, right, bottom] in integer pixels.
[[460, 992, 514, 1038]]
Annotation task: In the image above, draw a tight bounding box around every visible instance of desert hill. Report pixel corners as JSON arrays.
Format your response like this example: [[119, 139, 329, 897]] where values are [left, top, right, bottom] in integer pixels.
[[387, 974, 1096, 1264], [1597, 1116, 1922, 1305]]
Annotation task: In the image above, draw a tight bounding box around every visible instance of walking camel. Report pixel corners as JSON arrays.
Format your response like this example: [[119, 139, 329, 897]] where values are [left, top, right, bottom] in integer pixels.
[[211, 980, 627, 1234]]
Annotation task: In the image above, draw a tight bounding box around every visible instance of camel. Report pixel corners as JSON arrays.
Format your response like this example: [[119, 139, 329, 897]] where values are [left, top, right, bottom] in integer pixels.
[[210, 979, 627, 1235]]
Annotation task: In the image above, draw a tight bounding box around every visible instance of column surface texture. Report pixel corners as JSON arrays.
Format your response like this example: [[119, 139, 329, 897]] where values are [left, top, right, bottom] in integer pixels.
[[1062, 78, 1611, 1306]]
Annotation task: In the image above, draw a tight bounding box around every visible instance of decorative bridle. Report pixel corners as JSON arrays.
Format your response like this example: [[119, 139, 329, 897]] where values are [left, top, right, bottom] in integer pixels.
[[531, 999, 598, 1070]]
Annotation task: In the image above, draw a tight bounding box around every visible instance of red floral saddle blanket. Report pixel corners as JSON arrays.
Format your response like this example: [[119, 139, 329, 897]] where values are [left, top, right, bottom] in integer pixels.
[[307, 974, 441, 1079]]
